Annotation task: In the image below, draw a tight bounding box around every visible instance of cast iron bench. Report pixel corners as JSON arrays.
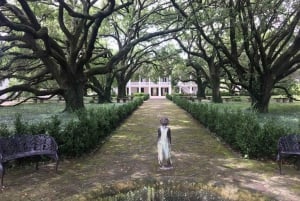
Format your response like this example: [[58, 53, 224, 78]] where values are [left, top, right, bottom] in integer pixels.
[[0, 134, 59, 186], [277, 134, 300, 174]]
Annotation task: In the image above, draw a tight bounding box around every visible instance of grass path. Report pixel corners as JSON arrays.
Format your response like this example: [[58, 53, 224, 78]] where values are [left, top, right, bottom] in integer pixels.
[[1, 99, 300, 200]]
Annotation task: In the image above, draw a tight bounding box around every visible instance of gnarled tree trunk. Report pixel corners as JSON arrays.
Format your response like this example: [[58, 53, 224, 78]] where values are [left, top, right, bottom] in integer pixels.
[[63, 78, 85, 112], [117, 82, 127, 101], [97, 85, 112, 103], [196, 77, 207, 99], [250, 75, 274, 113], [209, 61, 222, 103]]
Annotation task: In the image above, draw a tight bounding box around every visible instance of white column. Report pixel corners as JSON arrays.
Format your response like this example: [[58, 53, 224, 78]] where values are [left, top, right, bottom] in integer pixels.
[[128, 80, 131, 95], [178, 81, 182, 94], [168, 76, 172, 95], [158, 77, 161, 96], [138, 76, 141, 93], [148, 78, 151, 97], [189, 75, 193, 94]]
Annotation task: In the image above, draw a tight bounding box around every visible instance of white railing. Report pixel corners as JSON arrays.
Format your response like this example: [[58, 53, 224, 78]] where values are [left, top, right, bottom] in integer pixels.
[[127, 81, 171, 87]]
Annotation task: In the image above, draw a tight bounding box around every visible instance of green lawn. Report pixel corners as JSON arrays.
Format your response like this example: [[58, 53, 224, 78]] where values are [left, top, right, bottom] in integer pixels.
[[0, 102, 65, 127], [209, 97, 300, 133], [0, 101, 121, 130]]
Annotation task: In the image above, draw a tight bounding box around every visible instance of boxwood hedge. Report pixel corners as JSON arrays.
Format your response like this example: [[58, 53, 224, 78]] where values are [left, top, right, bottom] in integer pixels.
[[0, 97, 145, 157], [167, 94, 294, 160]]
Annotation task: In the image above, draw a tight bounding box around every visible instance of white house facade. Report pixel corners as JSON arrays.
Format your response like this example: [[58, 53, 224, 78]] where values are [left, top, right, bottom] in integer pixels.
[[125, 76, 200, 98], [126, 77, 172, 98], [177, 80, 198, 95]]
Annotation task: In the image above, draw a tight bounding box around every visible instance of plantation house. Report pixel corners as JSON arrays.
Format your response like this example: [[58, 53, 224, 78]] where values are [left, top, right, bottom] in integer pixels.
[[126, 77, 172, 98], [125, 77, 198, 98]]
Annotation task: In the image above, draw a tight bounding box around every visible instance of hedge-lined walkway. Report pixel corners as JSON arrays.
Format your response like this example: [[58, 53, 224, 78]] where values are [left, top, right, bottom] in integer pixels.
[[1, 99, 300, 200]]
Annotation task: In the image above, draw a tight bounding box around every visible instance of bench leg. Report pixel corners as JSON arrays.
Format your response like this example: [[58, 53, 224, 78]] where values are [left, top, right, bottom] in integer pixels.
[[278, 160, 282, 174], [276, 154, 282, 174], [0, 163, 4, 187], [55, 159, 59, 172], [49, 154, 59, 172], [54, 154, 59, 172], [34, 156, 40, 170]]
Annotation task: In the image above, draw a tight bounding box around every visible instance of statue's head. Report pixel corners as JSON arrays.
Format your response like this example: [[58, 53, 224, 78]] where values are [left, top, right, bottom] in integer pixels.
[[160, 117, 169, 126]]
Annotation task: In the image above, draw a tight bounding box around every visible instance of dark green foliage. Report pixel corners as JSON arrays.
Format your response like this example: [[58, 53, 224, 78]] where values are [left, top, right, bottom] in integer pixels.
[[166, 94, 172, 100], [214, 109, 241, 149], [53, 97, 144, 157], [46, 115, 62, 137], [0, 123, 10, 137], [13, 114, 48, 135], [134, 93, 150, 100], [0, 97, 144, 157], [233, 113, 261, 157], [257, 120, 289, 158], [171, 95, 293, 159], [59, 109, 100, 156], [14, 114, 28, 135]]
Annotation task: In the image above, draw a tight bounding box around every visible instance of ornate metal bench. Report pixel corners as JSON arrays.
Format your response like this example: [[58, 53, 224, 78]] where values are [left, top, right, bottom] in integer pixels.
[[277, 134, 300, 174], [0, 134, 59, 186]]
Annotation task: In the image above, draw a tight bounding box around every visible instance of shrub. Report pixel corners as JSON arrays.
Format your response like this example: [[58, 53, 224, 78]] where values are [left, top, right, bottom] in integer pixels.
[[59, 109, 100, 156], [1, 97, 144, 157], [166, 94, 172, 100], [257, 120, 290, 158], [134, 93, 150, 101], [170, 95, 292, 160], [14, 114, 28, 135], [12, 114, 50, 135], [57, 98, 143, 156], [215, 110, 240, 149], [234, 113, 261, 158], [0, 123, 10, 137]]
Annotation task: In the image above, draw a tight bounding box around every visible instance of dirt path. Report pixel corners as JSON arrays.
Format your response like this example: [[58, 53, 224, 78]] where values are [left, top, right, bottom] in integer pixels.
[[1, 99, 300, 200]]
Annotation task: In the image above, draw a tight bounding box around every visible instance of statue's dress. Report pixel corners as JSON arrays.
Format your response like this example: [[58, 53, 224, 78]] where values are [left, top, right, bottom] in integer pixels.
[[157, 126, 171, 165]]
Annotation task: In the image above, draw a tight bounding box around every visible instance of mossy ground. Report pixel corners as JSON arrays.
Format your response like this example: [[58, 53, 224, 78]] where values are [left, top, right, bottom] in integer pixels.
[[1, 99, 300, 201]]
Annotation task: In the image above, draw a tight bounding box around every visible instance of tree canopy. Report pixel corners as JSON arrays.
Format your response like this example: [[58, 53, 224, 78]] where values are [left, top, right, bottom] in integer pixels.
[[1, 0, 299, 113], [171, 0, 300, 112]]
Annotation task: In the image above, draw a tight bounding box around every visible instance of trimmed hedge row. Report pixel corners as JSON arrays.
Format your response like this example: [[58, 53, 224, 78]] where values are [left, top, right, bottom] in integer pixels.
[[133, 93, 150, 100], [0, 97, 144, 157], [168, 94, 292, 159]]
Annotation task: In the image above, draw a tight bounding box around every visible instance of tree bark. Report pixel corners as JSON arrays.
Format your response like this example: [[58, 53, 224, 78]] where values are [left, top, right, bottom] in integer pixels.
[[63, 81, 85, 112], [117, 82, 127, 100], [196, 77, 206, 99], [97, 85, 112, 103], [209, 61, 222, 103], [250, 74, 274, 113], [211, 78, 222, 103], [88, 74, 114, 104], [252, 98, 270, 113]]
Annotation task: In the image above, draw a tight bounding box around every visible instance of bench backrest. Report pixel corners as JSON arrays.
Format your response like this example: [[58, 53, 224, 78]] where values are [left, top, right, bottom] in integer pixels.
[[0, 134, 58, 161], [278, 134, 300, 153]]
